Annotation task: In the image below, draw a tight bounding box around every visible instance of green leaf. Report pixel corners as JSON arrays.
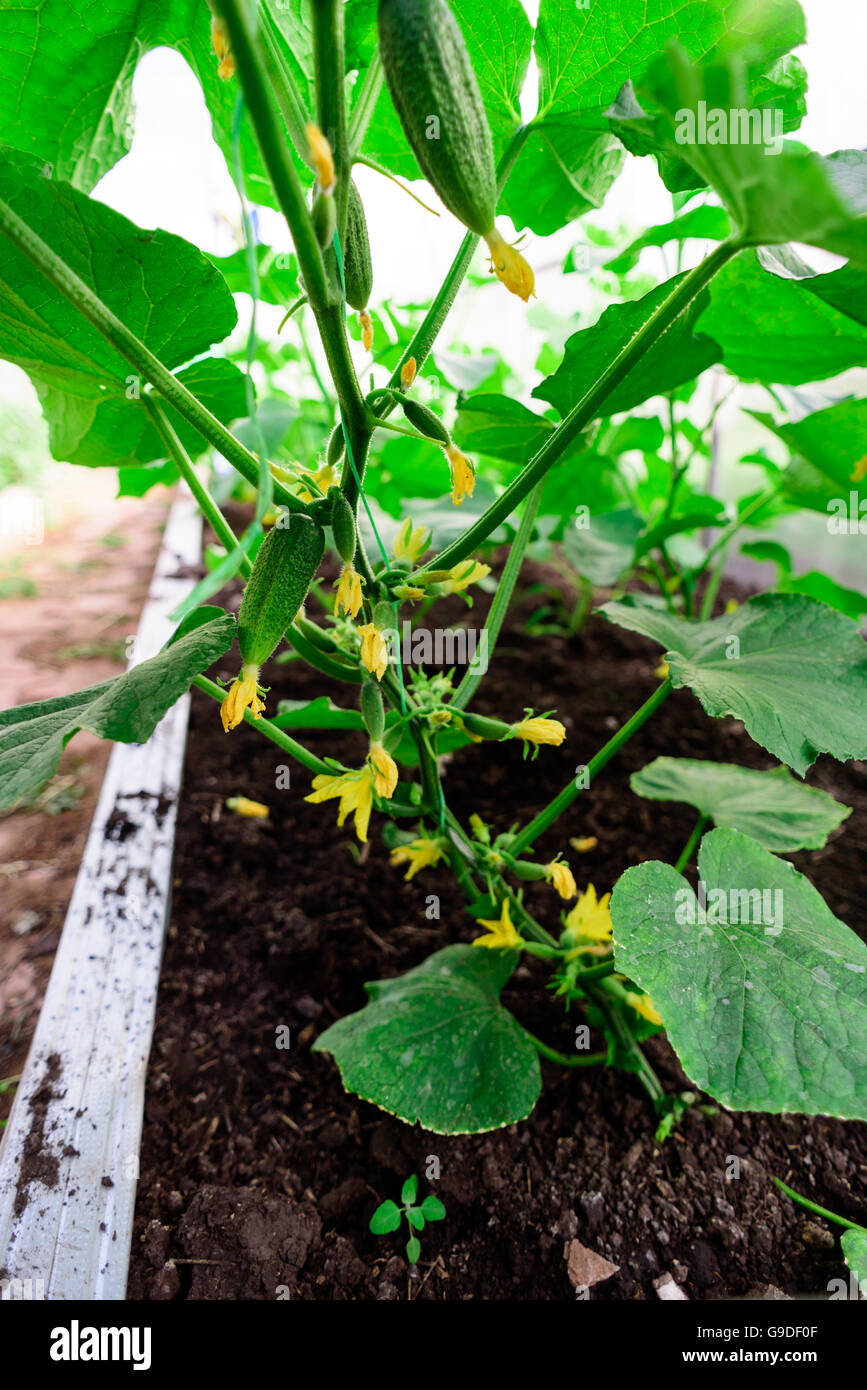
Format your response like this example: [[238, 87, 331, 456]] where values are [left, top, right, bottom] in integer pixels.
[[611, 828, 867, 1118], [206, 246, 300, 309], [420, 1194, 446, 1221], [116, 461, 180, 498], [312, 944, 541, 1135], [274, 696, 364, 732], [533, 274, 720, 418], [562, 506, 643, 586], [621, 44, 867, 262], [406, 1207, 425, 1231], [781, 571, 867, 622], [752, 400, 867, 514], [601, 593, 867, 775], [0, 0, 310, 207], [401, 1174, 419, 1207], [0, 614, 236, 811], [369, 1200, 402, 1235], [605, 205, 732, 274], [841, 1229, 867, 1291], [698, 255, 867, 384], [453, 395, 555, 464], [631, 757, 851, 852], [500, 122, 625, 238], [406, 1236, 421, 1264], [0, 151, 243, 467]]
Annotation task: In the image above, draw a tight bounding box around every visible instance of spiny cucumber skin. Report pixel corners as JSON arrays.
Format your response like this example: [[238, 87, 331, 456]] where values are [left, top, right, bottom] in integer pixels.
[[402, 398, 450, 445], [238, 515, 325, 666], [377, 0, 497, 237], [330, 489, 357, 564], [344, 180, 373, 310]]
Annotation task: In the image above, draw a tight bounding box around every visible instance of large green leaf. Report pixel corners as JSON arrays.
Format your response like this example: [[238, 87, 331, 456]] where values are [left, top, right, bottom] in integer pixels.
[[631, 757, 851, 851], [699, 255, 867, 384], [611, 828, 867, 1118], [617, 43, 867, 261], [453, 394, 557, 464], [605, 204, 732, 274], [0, 151, 244, 467], [312, 944, 541, 1134], [752, 400, 867, 515], [533, 274, 720, 419], [0, 0, 314, 206], [0, 613, 236, 811], [601, 593, 867, 775], [562, 506, 644, 586]]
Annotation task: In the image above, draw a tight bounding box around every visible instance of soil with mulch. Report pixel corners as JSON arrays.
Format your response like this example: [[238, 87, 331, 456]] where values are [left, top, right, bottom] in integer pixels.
[[127, 548, 867, 1301]]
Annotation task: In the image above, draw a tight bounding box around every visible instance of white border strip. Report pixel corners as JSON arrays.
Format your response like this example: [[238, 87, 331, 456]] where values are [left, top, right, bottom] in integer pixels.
[[0, 491, 202, 1300]]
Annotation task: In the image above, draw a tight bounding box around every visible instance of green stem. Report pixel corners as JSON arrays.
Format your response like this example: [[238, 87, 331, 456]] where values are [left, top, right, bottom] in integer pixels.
[[698, 544, 729, 621], [417, 241, 743, 577], [772, 1178, 866, 1233], [674, 813, 708, 873], [522, 1030, 607, 1069], [193, 675, 332, 775], [144, 396, 253, 576], [286, 623, 363, 683], [509, 680, 673, 857], [693, 482, 782, 590], [452, 479, 544, 710], [312, 0, 350, 244], [0, 193, 303, 512], [259, 1, 312, 164], [347, 53, 384, 155]]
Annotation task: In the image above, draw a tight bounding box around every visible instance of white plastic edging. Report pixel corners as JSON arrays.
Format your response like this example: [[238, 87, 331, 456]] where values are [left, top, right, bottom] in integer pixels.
[[0, 490, 202, 1301]]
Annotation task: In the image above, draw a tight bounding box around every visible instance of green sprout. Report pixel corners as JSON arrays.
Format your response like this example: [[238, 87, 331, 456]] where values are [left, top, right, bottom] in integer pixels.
[[369, 1174, 446, 1266]]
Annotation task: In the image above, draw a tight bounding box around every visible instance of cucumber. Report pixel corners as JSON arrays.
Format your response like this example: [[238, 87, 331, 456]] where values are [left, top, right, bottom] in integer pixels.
[[312, 190, 336, 250], [401, 398, 450, 445], [377, 0, 496, 237], [344, 179, 373, 310], [238, 514, 325, 666], [329, 487, 357, 564]]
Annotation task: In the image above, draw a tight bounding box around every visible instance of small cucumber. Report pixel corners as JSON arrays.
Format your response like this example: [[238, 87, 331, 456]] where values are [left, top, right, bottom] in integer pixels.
[[312, 190, 336, 250], [377, 0, 496, 237], [238, 514, 325, 666], [401, 398, 450, 445], [330, 486, 357, 564], [344, 179, 373, 310], [360, 680, 385, 742]]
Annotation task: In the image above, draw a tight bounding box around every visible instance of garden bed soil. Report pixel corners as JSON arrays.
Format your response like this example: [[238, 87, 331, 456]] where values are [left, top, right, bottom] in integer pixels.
[[128, 552, 867, 1301]]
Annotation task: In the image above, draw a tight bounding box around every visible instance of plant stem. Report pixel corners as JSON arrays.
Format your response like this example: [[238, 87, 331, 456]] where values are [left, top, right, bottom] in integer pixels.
[[693, 481, 782, 592], [0, 193, 304, 512], [772, 1178, 866, 1233], [143, 396, 253, 577], [417, 241, 743, 576], [193, 675, 332, 775], [259, 1, 312, 164], [522, 1030, 607, 1069], [674, 813, 708, 873], [508, 680, 672, 858], [453, 479, 544, 710], [312, 0, 350, 243]]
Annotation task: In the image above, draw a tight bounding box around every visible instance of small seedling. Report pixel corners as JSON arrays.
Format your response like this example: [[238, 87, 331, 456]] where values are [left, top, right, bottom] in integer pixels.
[[774, 1177, 867, 1298], [369, 1174, 446, 1266]]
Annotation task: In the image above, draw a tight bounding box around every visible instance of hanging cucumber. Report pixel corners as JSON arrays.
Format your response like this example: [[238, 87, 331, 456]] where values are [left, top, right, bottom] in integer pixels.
[[344, 179, 373, 310], [377, 0, 535, 300], [238, 514, 326, 667]]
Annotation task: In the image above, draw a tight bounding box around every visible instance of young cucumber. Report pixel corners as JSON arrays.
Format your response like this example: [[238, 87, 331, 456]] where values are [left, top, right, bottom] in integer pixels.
[[238, 514, 325, 667], [377, 0, 496, 237], [344, 179, 373, 310]]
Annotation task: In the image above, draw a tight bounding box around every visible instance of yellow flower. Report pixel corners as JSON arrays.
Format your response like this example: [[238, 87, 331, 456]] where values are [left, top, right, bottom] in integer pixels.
[[306, 121, 335, 193], [394, 584, 426, 603], [445, 443, 475, 506], [220, 666, 266, 732], [335, 562, 363, 618], [570, 836, 598, 853], [654, 658, 669, 679], [358, 623, 389, 680], [359, 309, 373, 352], [473, 899, 523, 951], [225, 796, 269, 820], [625, 991, 663, 1026], [483, 227, 535, 302], [850, 454, 867, 482], [440, 560, 491, 594], [547, 860, 577, 900], [563, 884, 612, 943], [368, 741, 398, 799], [305, 766, 376, 843], [400, 356, 417, 390], [393, 518, 430, 564], [513, 715, 566, 747], [211, 18, 235, 81], [390, 836, 445, 881]]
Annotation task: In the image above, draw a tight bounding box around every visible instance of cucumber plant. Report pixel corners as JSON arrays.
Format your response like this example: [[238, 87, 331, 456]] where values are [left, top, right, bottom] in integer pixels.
[[0, 0, 865, 1147]]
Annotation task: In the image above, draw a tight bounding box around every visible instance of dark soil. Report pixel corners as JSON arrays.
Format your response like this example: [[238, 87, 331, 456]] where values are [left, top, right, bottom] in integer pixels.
[[128, 551, 867, 1301]]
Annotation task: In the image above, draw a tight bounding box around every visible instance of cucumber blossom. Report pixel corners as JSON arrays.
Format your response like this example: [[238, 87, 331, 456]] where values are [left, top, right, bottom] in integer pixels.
[[344, 179, 373, 310], [329, 487, 357, 564], [377, 0, 496, 237], [401, 398, 450, 445], [238, 514, 325, 666]]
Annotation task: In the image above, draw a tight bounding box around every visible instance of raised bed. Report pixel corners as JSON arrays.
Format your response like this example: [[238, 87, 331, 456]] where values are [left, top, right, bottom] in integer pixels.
[[0, 494, 200, 1300]]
